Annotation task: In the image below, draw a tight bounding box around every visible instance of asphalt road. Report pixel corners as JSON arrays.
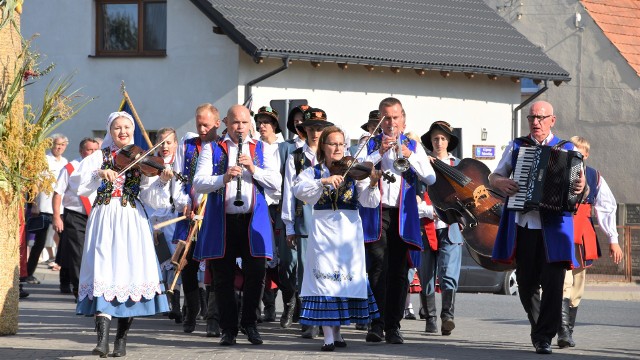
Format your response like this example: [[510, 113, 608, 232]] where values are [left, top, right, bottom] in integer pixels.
[[1, 266, 639, 360]]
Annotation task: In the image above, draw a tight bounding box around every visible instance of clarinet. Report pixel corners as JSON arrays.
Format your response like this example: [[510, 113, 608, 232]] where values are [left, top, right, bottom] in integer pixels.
[[233, 133, 244, 207]]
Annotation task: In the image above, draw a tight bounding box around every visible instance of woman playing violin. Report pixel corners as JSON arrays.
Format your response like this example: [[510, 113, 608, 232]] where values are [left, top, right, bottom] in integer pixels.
[[291, 125, 381, 351], [70, 112, 172, 357]]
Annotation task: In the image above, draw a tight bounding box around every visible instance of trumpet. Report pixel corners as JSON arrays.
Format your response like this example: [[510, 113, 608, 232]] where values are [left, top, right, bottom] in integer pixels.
[[233, 133, 244, 207], [392, 129, 410, 173]]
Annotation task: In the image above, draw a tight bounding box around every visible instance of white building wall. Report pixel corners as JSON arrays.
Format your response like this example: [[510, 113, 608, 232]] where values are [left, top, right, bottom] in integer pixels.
[[20, 0, 239, 150], [240, 56, 521, 170]]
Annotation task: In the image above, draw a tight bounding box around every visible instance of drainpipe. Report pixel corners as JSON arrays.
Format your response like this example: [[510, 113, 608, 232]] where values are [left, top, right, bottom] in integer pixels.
[[244, 56, 290, 104], [512, 80, 549, 138]]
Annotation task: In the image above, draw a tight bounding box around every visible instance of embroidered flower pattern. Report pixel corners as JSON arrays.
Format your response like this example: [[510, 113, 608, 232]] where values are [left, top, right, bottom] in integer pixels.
[[94, 148, 142, 208], [313, 268, 354, 282]]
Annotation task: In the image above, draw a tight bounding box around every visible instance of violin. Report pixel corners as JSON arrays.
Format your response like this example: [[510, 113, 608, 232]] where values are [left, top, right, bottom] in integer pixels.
[[115, 144, 188, 183], [328, 156, 396, 184]]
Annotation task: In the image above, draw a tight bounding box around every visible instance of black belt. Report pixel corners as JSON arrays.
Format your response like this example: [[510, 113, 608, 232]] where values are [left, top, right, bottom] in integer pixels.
[[226, 213, 252, 220], [64, 208, 88, 217], [382, 207, 399, 213]]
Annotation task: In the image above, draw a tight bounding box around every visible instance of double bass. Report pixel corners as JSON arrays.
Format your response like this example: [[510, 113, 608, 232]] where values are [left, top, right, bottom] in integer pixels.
[[425, 150, 514, 272]]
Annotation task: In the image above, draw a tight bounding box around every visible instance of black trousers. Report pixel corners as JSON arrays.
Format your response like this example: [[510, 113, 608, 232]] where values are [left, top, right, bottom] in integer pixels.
[[55, 210, 87, 290], [181, 244, 200, 294], [366, 207, 410, 332], [515, 226, 567, 344], [210, 213, 266, 334], [26, 213, 52, 277]]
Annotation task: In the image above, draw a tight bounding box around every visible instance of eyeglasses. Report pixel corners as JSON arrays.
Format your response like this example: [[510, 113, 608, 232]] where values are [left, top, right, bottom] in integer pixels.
[[325, 142, 346, 148], [526, 114, 552, 122]]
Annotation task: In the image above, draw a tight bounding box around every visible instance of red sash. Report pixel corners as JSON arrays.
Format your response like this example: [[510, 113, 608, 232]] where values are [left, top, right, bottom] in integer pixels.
[[421, 191, 438, 251], [65, 163, 92, 215], [573, 203, 599, 261]]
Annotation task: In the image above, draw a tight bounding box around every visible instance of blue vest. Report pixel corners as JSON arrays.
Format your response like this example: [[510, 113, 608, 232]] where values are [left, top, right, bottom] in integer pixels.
[[173, 137, 200, 242], [193, 140, 274, 260], [289, 147, 314, 237], [584, 166, 600, 205], [360, 134, 423, 251], [312, 165, 358, 211], [492, 137, 578, 266]]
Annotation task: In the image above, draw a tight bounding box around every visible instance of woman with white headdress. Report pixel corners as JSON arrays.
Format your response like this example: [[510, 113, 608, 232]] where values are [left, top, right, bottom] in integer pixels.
[[71, 112, 171, 358]]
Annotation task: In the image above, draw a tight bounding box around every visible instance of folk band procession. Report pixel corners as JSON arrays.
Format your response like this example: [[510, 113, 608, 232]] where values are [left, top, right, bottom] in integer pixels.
[[21, 97, 624, 357]]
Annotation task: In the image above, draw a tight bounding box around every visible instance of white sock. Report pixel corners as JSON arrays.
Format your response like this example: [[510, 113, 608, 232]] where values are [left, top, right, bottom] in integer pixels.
[[96, 313, 112, 320], [322, 326, 334, 345], [406, 295, 414, 314], [332, 325, 343, 342]]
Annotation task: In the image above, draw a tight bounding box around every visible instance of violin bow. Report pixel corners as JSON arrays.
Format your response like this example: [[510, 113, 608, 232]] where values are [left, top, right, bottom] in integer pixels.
[[340, 115, 386, 179]]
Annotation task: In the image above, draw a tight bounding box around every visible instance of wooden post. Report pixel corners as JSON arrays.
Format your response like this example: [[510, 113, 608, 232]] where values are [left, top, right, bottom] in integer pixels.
[[120, 82, 153, 148]]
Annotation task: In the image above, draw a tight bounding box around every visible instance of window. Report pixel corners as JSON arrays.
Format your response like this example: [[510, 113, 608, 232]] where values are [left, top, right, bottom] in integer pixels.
[[96, 0, 167, 56]]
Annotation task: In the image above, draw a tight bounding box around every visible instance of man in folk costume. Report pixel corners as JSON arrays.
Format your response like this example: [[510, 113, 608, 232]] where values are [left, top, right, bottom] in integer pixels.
[[172, 103, 221, 335], [51, 137, 101, 300], [556, 136, 623, 348], [193, 104, 282, 346], [416, 121, 464, 335], [275, 104, 310, 328], [490, 101, 586, 355], [356, 97, 436, 344]]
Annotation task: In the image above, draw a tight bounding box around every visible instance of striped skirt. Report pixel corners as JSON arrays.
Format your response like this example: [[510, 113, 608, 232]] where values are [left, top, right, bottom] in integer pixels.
[[299, 284, 380, 326]]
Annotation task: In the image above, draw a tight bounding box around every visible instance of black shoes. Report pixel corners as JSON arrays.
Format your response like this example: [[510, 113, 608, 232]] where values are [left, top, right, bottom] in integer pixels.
[[384, 329, 404, 344], [365, 326, 383, 342], [534, 341, 552, 354], [441, 317, 455, 336], [334, 339, 347, 348], [19, 284, 29, 299], [206, 318, 220, 337], [355, 323, 368, 331], [244, 325, 263, 345], [219, 331, 236, 346], [321, 343, 335, 351], [24, 275, 40, 284]]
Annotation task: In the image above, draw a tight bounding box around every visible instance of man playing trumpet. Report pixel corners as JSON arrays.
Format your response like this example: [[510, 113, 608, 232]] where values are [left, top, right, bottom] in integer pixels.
[[356, 97, 435, 344]]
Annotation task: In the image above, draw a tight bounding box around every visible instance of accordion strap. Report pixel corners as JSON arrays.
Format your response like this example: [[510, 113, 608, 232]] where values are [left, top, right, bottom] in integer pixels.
[[516, 136, 570, 149]]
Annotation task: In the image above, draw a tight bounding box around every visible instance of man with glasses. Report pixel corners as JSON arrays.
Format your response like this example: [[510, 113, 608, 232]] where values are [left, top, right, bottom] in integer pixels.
[[489, 100, 586, 355]]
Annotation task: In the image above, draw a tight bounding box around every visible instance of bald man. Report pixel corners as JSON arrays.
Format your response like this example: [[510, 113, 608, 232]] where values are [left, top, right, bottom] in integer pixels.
[[489, 101, 585, 355], [193, 104, 282, 346]]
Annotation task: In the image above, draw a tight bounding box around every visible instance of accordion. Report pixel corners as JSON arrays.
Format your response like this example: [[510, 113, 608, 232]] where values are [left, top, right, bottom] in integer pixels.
[[506, 144, 584, 213]]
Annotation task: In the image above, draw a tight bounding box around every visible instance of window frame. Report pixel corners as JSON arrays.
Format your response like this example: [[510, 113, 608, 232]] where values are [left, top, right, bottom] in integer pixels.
[[95, 0, 167, 57]]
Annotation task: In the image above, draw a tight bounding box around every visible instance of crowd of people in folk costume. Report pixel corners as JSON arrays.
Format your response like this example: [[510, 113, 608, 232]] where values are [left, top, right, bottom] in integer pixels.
[[19, 97, 623, 356]]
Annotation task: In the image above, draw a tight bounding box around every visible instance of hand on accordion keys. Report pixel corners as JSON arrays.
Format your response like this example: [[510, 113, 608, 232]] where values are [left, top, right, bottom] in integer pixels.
[[573, 167, 586, 195]]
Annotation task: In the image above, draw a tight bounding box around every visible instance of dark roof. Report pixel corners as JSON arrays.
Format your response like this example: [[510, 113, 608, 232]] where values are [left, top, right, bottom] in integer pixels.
[[190, 0, 570, 81]]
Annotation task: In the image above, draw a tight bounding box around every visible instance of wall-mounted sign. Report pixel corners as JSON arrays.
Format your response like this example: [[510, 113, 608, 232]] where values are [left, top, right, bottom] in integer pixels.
[[626, 203, 640, 224], [472, 145, 495, 160]]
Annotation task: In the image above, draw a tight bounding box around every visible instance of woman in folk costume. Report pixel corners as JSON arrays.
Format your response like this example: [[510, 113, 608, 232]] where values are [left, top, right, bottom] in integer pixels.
[[292, 125, 381, 351], [71, 112, 171, 358]]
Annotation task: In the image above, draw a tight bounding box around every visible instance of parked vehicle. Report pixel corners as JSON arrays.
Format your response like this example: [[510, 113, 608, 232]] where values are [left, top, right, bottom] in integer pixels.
[[457, 245, 518, 295]]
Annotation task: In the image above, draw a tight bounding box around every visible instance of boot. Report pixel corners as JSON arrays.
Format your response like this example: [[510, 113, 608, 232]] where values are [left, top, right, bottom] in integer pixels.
[[440, 290, 456, 336], [557, 298, 574, 348], [261, 288, 277, 322], [112, 317, 133, 357], [168, 289, 183, 324], [418, 292, 427, 319], [92, 316, 111, 358], [424, 293, 438, 333], [280, 289, 296, 328], [568, 306, 578, 347], [197, 287, 208, 320], [205, 286, 220, 337], [292, 294, 301, 323], [183, 290, 200, 333]]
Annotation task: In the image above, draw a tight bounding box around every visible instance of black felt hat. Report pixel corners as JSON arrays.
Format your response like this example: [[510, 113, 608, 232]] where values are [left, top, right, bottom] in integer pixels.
[[254, 105, 281, 133], [287, 104, 311, 134], [421, 121, 459, 152], [360, 110, 381, 131], [296, 107, 333, 132]]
